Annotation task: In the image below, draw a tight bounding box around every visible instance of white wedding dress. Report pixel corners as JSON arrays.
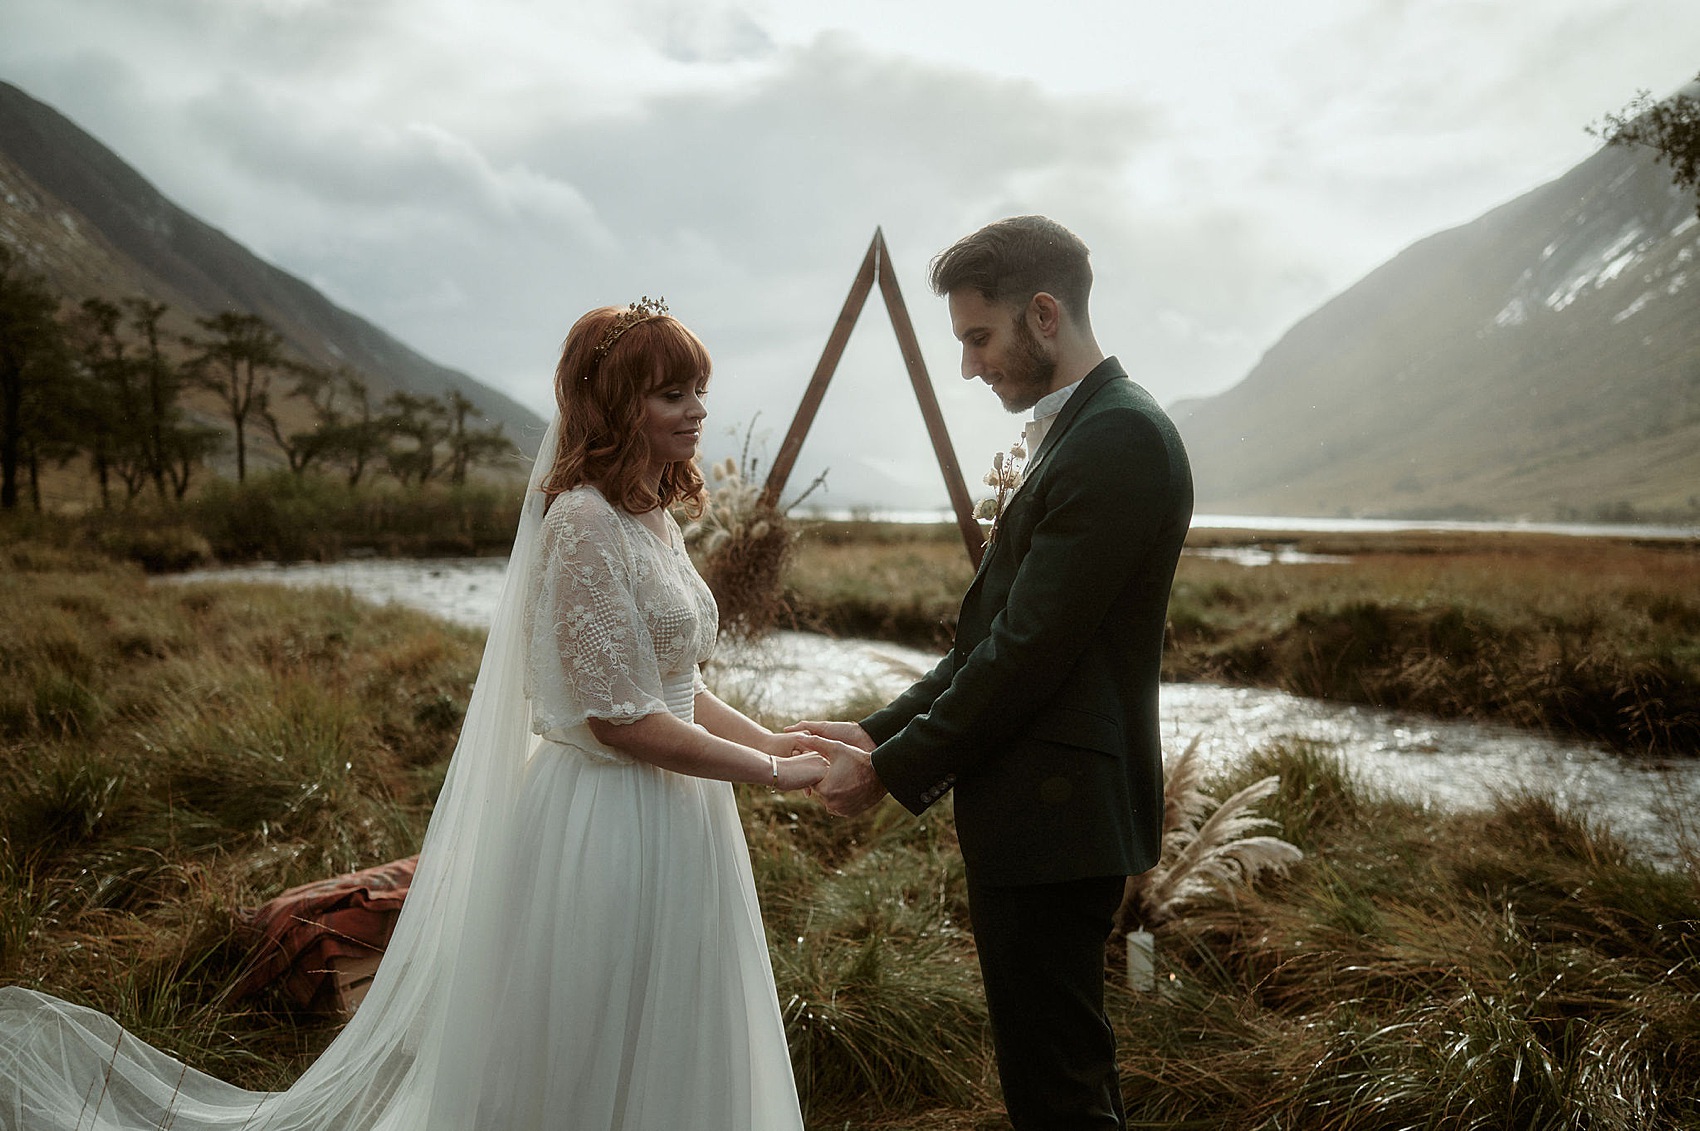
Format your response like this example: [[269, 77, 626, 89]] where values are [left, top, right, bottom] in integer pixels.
[[0, 420, 805, 1130], [476, 485, 803, 1128]]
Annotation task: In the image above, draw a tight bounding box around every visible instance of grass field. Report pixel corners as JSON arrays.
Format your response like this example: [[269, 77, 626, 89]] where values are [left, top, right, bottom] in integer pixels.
[[783, 522, 1700, 757], [30, 488, 1700, 755], [10, 471, 527, 569], [1, 537, 1697, 1127]]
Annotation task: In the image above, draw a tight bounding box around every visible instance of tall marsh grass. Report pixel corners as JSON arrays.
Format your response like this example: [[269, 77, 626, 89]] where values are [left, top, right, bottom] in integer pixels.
[[786, 526, 1700, 755], [2, 541, 1696, 1127], [1165, 537, 1700, 755], [3, 471, 527, 571], [0, 549, 479, 1083], [186, 471, 525, 562], [784, 524, 973, 649], [1109, 742, 1700, 1129]]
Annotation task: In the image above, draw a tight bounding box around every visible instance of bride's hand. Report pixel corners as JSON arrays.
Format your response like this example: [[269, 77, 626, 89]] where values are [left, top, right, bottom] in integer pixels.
[[758, 730, 802, 760], [771, 751, 831, 792]]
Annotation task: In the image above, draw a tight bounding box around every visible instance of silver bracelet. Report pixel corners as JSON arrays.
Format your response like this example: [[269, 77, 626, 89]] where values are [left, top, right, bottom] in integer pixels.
[[768, 753, 779, 789]]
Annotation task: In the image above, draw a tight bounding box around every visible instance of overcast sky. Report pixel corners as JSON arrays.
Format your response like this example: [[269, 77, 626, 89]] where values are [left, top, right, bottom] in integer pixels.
[[3, 0, 1697, 508]]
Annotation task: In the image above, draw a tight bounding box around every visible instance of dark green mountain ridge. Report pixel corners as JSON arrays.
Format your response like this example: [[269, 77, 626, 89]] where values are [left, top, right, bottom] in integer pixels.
[[0, 78, 544, 465]]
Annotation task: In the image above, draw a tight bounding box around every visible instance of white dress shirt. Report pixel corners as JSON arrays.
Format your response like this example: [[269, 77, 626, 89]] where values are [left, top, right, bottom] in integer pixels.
[[1022, 377, 1085, 462]]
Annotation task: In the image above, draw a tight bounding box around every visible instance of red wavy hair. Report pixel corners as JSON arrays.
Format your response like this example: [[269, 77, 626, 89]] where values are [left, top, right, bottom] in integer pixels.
[[540, 306, 710, 518]]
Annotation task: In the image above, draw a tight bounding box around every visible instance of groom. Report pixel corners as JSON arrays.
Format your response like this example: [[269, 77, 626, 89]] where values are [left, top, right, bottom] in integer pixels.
[[792, 215, 1193, 1129]]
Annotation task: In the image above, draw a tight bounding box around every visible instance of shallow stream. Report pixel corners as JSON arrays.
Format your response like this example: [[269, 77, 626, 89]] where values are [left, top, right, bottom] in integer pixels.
[[166, 556, 1700, 864]]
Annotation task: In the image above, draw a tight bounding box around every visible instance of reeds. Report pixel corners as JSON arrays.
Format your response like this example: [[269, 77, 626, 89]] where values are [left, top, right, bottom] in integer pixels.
[[3, 473, 526, 571], [2, 542, 1697, 1128], [187, 472, 527, 563], [0, 549, 474, 1086], [782, 526, 972, 649], [1164, 539, 1700, 756], [787, 526, 1700, 753]]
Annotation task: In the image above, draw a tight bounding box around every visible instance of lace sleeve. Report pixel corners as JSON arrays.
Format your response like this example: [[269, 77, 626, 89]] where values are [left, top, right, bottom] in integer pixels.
[[526, 490, 670, 734]]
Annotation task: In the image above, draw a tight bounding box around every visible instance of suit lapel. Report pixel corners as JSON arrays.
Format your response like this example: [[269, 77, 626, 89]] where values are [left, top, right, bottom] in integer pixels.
[[1009, 357, 1125, 504], [1040, 357, 1123, 457], [965, 358, 1127, 593]]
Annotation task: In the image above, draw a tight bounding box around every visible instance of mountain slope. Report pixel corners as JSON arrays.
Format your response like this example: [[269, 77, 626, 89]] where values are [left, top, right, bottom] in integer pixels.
[[1175, 105, 1700, 523], [0, 79, 543, 454]]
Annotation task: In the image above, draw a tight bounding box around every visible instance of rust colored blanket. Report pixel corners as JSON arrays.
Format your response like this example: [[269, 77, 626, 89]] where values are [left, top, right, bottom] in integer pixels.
[[233, 855, 419, 1011]]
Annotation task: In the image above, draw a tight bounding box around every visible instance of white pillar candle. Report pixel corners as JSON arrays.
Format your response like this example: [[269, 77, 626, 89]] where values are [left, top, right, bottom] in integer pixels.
[[1126, 929, 1155, 992]]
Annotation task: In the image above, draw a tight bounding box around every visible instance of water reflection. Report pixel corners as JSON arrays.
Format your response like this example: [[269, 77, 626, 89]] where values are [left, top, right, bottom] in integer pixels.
[[172, 557, 512, 629], [1183, 546, 1352, 567], [796, 508, 1700, 542], [165, 557, 1699, 863], [1162, 683, 1697, 864]]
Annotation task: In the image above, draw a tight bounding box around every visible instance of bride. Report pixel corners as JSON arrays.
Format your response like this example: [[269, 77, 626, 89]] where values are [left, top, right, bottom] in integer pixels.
[[0, 300, 830, 1129]]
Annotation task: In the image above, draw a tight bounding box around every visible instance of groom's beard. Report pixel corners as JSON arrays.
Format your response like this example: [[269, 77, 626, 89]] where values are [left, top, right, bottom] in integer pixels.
[[997, 314, 1057, 413]]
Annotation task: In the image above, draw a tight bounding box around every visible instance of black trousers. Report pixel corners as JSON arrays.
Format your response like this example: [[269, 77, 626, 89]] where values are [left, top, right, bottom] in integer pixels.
[[966, 874, 1127, 1130]]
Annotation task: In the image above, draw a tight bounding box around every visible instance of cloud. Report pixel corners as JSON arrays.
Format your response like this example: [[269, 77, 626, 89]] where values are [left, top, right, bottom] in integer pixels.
[[506, 34, 1163, 505], [126, 29, 1174, 505], [6, 0, 1700, 509], [650, 2, 777, 64]]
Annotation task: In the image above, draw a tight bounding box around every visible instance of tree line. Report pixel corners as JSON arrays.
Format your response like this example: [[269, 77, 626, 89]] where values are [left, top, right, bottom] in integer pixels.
[[0, 246, 514, 511]]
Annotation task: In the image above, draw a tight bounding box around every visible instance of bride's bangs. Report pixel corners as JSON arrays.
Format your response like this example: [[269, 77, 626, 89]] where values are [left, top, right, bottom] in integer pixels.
[[635, 317, 713, 390]]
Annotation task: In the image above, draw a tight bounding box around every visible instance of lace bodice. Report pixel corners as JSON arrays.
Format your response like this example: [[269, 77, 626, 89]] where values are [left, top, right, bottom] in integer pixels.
[[524, 484, 717, 745]]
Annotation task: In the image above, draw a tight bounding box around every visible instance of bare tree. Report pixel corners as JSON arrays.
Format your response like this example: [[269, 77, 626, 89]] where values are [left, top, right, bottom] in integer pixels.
[[382, 391, 451, 486], [444, 388, 516, 485], [0, 248, 66, 510], [161, 420, 222, 500], [261, 362, 345, 477], [188, 311, 284, 482], [71, 298, 217, 503], [329, 370, 384, 487], [126, 298, 187, 500], [16, 346, 78, 511], [66, 298, 140, 506]]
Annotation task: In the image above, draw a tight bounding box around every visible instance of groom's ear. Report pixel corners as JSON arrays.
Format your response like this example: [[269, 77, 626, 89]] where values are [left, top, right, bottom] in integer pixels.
[[1028, 292, 1062, 339]]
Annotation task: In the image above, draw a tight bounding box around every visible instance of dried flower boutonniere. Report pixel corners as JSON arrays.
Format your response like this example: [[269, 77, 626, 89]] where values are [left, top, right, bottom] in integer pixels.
[[973, 434, 1028, 544]]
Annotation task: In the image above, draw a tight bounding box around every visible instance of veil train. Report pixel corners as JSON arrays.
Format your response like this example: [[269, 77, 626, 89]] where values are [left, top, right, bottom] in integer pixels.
[[0, 418, 562, 1131]]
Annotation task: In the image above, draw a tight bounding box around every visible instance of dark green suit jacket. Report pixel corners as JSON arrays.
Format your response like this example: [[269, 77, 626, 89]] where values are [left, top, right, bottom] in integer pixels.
[[863, 357, 1193, 886]]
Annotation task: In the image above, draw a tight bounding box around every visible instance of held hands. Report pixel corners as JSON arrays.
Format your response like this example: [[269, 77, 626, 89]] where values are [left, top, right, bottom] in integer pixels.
[[785, 719, 875, 753], [783, 721, 887, 817], [763, 731, 831, 792]]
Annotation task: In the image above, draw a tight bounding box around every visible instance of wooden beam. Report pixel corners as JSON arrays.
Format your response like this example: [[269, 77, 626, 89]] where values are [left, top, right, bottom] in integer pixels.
[[760, 233, 878, 510], [762, 227, 986, 569], [873, 230, 984, 568]]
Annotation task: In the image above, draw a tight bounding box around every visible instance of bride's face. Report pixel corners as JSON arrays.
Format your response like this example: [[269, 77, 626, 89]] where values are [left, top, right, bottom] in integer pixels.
[[641, 374, 709, 474]]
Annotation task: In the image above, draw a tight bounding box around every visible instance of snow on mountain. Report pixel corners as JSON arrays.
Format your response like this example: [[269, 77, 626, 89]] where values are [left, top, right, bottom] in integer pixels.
[[1176, 127, 1700, 524]]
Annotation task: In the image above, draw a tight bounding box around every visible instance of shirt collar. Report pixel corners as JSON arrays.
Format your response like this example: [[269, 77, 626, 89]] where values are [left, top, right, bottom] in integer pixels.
[[1031, 377, 1084, 423]]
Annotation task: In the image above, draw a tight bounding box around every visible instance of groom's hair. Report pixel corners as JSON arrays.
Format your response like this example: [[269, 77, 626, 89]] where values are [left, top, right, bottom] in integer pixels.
[[928, 215, 1093, 324]]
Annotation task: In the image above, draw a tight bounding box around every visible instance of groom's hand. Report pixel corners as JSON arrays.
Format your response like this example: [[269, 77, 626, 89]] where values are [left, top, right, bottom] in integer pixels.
[[791, 733, 887, 817], [784, 719, 875, 753]]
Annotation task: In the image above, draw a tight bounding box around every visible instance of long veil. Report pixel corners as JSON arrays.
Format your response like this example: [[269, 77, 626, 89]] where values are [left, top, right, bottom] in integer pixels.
[[0, 417, 563, 1131]]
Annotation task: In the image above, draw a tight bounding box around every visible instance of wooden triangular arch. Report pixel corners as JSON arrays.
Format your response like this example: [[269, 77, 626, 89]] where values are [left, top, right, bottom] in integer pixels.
[[761, 228, 985, 567]]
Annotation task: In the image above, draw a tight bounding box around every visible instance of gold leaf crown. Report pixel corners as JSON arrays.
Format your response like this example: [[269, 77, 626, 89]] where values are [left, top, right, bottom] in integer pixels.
[[591, 296, 669, 365]]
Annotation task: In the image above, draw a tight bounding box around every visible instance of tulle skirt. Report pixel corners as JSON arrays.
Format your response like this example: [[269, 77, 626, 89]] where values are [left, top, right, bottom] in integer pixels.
[[468, 737, 803, 1129]]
